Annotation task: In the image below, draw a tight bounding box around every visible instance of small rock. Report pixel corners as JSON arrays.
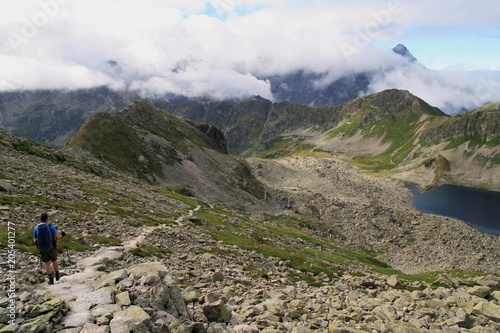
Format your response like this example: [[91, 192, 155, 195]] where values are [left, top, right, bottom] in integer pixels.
[[109, 306, 151, 333], [387, 274, 399, 287], [212, 272, 224, 283], [203, 300, 231, 323], [115, 291, 131, 306], [468, 286, 491, 298]]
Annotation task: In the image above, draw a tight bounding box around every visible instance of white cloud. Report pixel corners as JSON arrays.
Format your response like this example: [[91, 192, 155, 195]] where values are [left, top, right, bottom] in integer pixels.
[[0, 0, 498, 111], [129, 59, 273, 100], [366, 65, 500, 114], [0, 54, 122, 91]]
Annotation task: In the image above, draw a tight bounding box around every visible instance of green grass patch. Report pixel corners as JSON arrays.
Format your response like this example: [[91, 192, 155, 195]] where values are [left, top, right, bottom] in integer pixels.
[[90, 236, 122, 246], [326, 116, 364, 139], [58, 236, 93, 252], [193, 210, 398, 284], [256, 139, 317, 159], [154, 187, 204, 208], [106, 205, 134, 218], [0, 226, 39, 255], [352, 154, 394, 170], [0, 195, 99, 213], [130, 243, 171, 257], [81, 185, 112, 200], [201, 246, 239, 257], [0, 196, 32, 205], [11, 140, 65, 163]]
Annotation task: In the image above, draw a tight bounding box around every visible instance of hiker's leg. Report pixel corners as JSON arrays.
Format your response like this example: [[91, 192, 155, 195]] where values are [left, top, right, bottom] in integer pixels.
[[53, 260, 59, 272], [44, 261, 52, 275]]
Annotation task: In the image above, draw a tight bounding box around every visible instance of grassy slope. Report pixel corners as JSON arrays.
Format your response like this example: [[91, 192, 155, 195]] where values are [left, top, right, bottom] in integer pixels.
[[253, 91, 498, 171], [3, 177, 477, 286], [64, 100, 223, 181]]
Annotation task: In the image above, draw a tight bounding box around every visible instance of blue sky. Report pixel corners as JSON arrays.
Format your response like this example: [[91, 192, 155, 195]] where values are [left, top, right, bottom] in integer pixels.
[[197, 0, 500, 71], [0, 0, 498, 110]]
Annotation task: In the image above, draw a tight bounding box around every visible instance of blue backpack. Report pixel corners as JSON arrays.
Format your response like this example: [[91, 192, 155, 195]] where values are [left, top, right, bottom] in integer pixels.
[[36, 223, 53, 251]]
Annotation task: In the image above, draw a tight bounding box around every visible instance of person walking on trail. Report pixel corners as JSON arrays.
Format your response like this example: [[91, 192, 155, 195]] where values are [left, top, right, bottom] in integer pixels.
[[33, 213, 66, 285]]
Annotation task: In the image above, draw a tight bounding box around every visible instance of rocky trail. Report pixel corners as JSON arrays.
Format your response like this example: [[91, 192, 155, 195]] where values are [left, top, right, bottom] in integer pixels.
[[4, 215, 500, 333]]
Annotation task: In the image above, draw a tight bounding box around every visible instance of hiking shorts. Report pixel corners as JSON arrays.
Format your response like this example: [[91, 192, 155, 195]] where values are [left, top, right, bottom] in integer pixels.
[[40, 248, 57, 263]]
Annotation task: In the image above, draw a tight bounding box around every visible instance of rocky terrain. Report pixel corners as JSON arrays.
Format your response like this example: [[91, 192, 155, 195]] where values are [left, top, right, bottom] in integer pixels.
[[4, 225, 500, 333], [247, 156, 500, 274], [0, 119, 499, 332]]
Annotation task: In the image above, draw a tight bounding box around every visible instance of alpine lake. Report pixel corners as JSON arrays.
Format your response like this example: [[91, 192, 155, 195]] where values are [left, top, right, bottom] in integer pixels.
[[406, 184, 500, 236]]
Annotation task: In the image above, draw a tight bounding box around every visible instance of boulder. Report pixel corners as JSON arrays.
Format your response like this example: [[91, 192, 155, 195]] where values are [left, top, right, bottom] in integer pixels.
[[115, 291, 131, 306], [473, 275, 500, 289], [80, 322, 110, 333], [109, 306, 151, 333], [212, 272, 224, 283], [0, 324, 19, 333], [203, 300, 231, 323], [473, 302, 500, 323], [445, 308, 470, 328], [26, 297, 66, 318], [128, 262, 169, 283], [234, 325, 260, 332], [468, 286, 491, 298], [0, 180, 17, 194], [387, 274, 399, 287], [80, 287, 115, 307], [93, 269, 128, 289]]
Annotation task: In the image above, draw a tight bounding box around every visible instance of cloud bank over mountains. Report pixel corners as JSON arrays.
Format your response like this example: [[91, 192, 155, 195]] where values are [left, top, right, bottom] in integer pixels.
[[0, 0, 499, 113]]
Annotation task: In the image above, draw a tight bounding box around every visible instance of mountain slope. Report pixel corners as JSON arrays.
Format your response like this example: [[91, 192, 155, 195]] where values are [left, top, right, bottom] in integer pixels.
[[254, 90, 499, 190], [156, 89, 499, 189], [64, 100, 267, 206], [264, 70, 371, 106], [0, 87, 139, 147]]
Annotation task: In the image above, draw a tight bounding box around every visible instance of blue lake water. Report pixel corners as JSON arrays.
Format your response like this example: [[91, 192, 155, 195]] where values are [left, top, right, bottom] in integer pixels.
[[406, 184, 500, 235]]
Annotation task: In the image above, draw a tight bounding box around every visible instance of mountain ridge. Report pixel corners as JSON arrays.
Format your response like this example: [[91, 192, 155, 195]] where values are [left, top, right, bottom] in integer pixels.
[[63, 100, 268, 207], [1, 87, 498, 190], [161, 89, 499, 190]]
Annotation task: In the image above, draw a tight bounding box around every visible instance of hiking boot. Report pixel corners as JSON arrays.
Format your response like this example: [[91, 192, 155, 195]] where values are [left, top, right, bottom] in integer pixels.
[[55, 271, 60, 281], [48, 274, 54, 285]]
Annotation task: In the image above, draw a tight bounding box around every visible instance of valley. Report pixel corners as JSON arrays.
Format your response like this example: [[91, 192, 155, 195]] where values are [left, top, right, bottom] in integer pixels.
[[0, 90, 499, 332]]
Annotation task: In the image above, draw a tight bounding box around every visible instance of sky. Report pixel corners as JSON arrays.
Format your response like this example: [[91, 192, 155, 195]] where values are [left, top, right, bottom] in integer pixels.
[[0, 0, 499, 113]]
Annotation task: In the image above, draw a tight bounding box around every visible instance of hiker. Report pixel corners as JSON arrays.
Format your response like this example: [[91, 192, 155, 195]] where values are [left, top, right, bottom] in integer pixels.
[[33, 213, 66, 284]]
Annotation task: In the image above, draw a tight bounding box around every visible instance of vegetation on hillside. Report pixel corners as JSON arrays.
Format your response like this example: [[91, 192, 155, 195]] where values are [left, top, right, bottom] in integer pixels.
[[1, 91, 498, 289]]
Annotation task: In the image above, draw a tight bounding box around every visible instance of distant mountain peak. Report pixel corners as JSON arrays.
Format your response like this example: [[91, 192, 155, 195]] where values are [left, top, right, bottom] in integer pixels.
[[393, 44, 417, 62]]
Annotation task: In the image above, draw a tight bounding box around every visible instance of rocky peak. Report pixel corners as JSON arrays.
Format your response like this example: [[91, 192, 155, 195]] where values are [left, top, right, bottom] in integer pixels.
[[393, 43, 417, 62]]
